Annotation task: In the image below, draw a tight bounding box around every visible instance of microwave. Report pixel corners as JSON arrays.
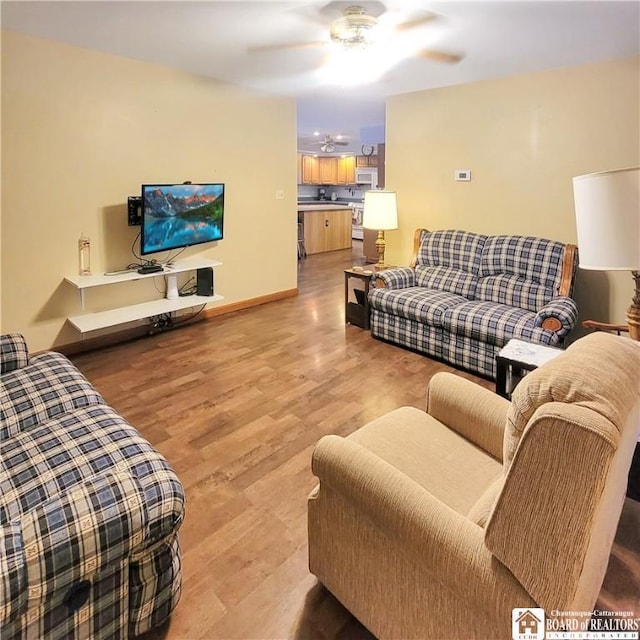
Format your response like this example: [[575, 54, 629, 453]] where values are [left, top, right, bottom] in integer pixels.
[[355, 168, 378, 190]]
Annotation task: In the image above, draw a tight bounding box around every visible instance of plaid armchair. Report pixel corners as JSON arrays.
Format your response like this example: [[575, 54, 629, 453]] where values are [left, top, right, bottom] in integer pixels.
[[0, 334, 184, 639], [369, 229, 578, 378]]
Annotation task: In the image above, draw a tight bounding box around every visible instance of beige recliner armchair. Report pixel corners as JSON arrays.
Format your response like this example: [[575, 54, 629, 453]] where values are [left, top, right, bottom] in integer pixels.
[[308, 332, 640, 639]]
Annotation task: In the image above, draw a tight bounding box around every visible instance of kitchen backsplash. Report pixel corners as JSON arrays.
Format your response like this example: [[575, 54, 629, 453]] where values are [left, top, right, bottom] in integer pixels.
[[297, 184, 365, 202]]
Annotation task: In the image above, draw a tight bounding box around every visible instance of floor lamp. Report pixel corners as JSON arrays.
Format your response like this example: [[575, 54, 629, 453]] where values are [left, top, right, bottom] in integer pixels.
[[363, 190, 398, 270], [572, 167, 640, 340]]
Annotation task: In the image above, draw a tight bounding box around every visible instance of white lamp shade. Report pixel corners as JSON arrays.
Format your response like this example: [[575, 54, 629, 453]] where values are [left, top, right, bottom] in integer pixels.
[[363, 190, 398, 230], [572, 167, 640, 270]]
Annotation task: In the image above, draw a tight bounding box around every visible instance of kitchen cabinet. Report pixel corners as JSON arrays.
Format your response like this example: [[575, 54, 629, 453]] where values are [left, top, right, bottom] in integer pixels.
[[299, 154, 356, 185], [356, 155, 378, 168], [301, 155, 320, 184], [336, 155, 356, 184], [302, 208, 352, 254], [319, 157, 338, 184]]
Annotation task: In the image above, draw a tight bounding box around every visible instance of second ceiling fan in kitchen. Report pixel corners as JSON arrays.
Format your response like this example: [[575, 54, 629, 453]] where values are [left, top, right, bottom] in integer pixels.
[[311, 135, 350, 153]]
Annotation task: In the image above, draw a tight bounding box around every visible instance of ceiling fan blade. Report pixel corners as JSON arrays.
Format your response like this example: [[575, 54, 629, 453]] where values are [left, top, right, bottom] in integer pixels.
[[247, 41, 326, 54], [393, 13, 438, 33], [417, 48, 463, 64], [334, 141, 349, 145]]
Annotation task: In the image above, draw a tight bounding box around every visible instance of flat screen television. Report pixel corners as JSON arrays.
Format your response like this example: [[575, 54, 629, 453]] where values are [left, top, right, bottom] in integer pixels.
[[140, 183, 224, 256]]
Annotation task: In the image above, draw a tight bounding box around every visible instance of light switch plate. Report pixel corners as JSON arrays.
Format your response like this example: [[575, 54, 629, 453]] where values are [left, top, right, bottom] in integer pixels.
[[455, 170, 471, 181]]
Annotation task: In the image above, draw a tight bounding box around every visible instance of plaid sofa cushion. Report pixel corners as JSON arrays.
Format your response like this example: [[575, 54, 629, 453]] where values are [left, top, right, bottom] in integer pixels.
[[441, 300, 556, 347], [369, 287, 467, 325], [476, 274, 553, 313], [415, 265, 478, 299], [415, 230, 486, 298], [370, 311, 445, 361], [476, 235, 567, 311], [0, 352, 105, 442], [0, 335, 29, 375], [0, 404, 183, 540]]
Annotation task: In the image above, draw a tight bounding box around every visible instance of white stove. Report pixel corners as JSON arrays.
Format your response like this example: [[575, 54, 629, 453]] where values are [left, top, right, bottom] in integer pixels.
[[349, 202, 364, 240]]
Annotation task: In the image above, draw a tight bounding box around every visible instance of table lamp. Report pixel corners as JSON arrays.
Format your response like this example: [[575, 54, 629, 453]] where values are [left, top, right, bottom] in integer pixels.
[[572, 167, 640, 340], [363, 190, 398, 270]]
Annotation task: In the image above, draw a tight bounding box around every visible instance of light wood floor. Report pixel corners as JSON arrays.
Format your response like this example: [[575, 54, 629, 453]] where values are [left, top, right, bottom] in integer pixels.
[[70, 243, 638, 639]]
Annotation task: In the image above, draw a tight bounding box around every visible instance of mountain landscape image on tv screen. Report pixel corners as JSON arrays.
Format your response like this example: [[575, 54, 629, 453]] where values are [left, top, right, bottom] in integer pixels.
[[142, 183, 224, 254]]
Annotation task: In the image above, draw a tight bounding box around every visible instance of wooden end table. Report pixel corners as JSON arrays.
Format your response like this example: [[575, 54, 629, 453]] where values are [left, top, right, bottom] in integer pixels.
[[344, 268, 374, 329]]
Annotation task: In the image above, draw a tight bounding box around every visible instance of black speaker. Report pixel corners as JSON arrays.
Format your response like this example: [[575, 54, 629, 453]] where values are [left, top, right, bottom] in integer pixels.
[[127, 196, 142, 226], [196, 267, 214, 296]]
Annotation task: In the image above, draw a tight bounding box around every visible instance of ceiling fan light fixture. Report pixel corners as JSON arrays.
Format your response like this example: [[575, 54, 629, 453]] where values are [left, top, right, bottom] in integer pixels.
[[330, 5, 378, 49]]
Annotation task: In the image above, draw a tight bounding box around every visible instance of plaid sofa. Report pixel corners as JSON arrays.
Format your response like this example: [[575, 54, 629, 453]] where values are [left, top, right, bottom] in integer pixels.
[[369, 229, 579, 378], [0, 334, 184, 639]]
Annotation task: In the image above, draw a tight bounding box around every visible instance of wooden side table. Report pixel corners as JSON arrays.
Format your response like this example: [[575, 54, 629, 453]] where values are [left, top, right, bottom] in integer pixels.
[[495, 339, 564, 399], [344, 268, 374, 329]]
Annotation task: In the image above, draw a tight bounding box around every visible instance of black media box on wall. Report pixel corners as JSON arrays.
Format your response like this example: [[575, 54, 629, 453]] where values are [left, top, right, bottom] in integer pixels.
[[128, 196, 142, 226], [196, 267, 214, 296]]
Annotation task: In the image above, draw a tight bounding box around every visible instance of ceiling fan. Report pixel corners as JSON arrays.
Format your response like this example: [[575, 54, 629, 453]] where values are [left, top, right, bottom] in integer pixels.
[[250, 3, 463, 65], [311, 135, 350, 153]]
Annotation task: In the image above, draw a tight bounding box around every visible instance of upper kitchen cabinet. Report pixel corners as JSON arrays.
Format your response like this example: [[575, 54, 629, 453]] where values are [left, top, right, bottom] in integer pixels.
[[301, 154, 320, 184], [319, 156, 338, 184], [356, 155, 378, 167], [336, 156, 356, 184], [298, 154, 356, 185]]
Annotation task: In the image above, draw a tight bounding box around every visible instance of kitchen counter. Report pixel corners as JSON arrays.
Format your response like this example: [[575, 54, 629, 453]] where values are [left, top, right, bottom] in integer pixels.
[[297, 203, 352, 211], [298, 205, 352, 255]]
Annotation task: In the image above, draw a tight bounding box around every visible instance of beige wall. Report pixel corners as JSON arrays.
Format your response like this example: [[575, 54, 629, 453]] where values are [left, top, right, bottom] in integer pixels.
[[386, 56, 640, 331], [1, 30, 298, 351]]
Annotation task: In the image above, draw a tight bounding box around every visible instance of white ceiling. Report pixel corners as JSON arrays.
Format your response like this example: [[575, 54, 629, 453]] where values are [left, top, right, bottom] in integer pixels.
[[2, 1, 639, 151]]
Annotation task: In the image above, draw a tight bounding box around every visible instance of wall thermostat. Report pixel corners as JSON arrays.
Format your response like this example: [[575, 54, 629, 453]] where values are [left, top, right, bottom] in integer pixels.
[[455, 170, 472, 182]]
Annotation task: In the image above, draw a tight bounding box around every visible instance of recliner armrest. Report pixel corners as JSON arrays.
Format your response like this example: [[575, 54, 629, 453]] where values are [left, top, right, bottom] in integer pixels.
[[534, 296, 579, 338], [486, 401, 636, 612], [311, 435, 534, 614], [426, 372, 508, 461], [0, 334, 29, 374], [372, 267, 415, 290]]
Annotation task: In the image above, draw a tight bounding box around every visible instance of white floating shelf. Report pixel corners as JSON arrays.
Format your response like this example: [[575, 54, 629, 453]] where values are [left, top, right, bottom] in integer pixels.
[[64, 257, 223, 334], [68, 294, 224, 333], [65, 258, 222, 289]]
